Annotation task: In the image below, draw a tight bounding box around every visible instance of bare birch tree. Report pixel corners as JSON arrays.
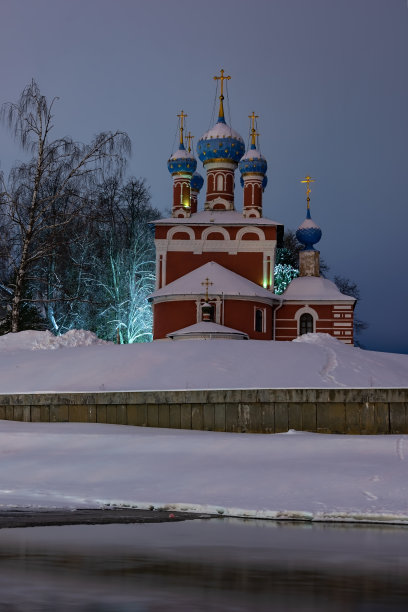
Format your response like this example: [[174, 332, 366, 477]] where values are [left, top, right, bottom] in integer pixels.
[[0, 80, 130, 332]]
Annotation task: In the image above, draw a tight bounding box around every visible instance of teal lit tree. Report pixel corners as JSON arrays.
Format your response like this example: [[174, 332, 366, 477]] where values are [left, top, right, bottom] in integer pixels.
[[274, 233, 301, 294], [274, 263, 299, 295]]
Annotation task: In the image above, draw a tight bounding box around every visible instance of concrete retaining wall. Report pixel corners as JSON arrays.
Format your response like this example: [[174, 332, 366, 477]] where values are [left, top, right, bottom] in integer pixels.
[[0, 388, 407, 434]]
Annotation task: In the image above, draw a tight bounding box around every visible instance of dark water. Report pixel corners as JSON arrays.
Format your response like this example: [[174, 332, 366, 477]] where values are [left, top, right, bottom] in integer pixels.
[[0, 519, 407, 611]]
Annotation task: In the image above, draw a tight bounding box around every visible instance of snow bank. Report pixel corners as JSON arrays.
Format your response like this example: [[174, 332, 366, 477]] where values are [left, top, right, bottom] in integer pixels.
[[0, 329, 109, 351], [0, 331, 406, 392], [1, 420, 408, 524]]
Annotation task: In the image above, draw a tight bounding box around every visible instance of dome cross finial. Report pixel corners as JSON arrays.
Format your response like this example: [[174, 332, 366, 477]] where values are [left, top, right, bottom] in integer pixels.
[[186, 131, 194, 153], [201, 277, 213, 301], [249, 111, 259, 147], [214, 68, 231, 122], [296, 176, 322, 250], [300, 175, 316, 214], [177, 110, 187, 148]]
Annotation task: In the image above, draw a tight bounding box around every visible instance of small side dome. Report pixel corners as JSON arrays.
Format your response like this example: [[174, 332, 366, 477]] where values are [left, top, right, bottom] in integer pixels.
[[239, 146, 267, 176], [168, 110, 197, 175], [239, 113, 268, 185], [197, 121, 245, 165], [296, 209, 322, 250], [191, 171, 204, 192], [167, 144, 197, 176]]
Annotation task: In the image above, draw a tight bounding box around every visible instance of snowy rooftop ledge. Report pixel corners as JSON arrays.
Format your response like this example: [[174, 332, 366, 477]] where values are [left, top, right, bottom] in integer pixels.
[[0, 330, 406, 393]]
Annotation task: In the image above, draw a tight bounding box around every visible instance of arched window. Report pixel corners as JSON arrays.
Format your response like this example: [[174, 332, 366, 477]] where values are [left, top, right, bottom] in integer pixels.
[[299, 313, 314, 335], [217, 174, 224, 191], [200, 302, 215, 322], [255, 308, 263, 333]]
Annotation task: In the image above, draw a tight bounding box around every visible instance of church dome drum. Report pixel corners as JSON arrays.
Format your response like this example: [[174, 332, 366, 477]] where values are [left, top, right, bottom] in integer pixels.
[[239, 165, 268, 188]]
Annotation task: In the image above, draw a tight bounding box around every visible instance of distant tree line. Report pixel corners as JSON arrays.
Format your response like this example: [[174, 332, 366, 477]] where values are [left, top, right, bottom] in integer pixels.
[[0, 81, 160, 342]]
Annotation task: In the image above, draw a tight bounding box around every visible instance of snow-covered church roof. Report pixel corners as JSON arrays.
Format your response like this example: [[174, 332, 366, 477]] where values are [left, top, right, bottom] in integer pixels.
[[282, 276, 356, 303], [153, 210, 282, 226], [167, 321, 249, 340], [149, 261, 278, 301]]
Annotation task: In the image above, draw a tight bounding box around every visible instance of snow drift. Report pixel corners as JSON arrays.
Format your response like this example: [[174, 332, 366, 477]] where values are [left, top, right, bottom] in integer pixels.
[[0, 330, 408, 393], [0, 329, 109, 351], [0, 330, 406, 393]]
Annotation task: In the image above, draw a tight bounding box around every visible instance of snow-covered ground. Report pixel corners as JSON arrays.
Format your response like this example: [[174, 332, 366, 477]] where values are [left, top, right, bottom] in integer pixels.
[[1, 420, 408, 524], [0, 330, 406, 392], [0, 331, 407, 524]]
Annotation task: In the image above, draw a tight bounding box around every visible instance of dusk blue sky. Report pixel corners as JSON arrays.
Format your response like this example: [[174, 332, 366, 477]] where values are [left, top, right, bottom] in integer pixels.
[[1, 0, 407, 353]]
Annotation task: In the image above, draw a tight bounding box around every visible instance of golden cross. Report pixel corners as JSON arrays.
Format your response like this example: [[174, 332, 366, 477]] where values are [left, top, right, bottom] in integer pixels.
[[249, 111, 259, 147], [201, 277, 213, 301], [253, 130, 261, 148], [214, 69, 231, 119], [177, 110, 187, 146], [214, 69, 231, 97], [249, 111, 258, 131], [300, 175, 316, 208], [186, 132, 194, 153]]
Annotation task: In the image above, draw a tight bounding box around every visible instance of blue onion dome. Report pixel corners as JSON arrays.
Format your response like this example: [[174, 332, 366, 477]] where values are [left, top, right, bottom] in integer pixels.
[[197, 120, 245, 164], [191, 171, 204, 192], [238, 145, 268, 176], [167, 143, 197, 176], [296, 209, 322, 250]]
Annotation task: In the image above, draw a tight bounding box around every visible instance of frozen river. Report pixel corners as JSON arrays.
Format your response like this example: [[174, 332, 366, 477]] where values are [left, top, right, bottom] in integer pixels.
[[0, 519, 407, 610]]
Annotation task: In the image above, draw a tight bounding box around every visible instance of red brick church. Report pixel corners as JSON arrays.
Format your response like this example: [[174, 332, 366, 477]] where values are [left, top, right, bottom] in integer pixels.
[[149, 71, 355, 343]]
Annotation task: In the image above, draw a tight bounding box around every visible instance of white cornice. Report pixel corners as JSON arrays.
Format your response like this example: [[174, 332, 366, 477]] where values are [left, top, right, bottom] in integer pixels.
[[155, 238, 276, 255], [281, 299, 356, 305], [150, 294, 278, 306]]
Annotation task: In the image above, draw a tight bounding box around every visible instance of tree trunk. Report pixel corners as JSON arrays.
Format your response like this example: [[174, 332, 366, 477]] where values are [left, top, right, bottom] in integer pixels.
[[11, 118, 44, 332]]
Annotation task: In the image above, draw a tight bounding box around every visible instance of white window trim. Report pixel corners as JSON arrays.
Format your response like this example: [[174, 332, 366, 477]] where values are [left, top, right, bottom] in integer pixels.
[[295, 306, 318, 336], [167, 225, 195, 240], [254, 306, 266, 333], [196, 297, 221, 323], [236, 226, 265, 241], [201, 226, 230, 241], [216, 174, 224, 191]]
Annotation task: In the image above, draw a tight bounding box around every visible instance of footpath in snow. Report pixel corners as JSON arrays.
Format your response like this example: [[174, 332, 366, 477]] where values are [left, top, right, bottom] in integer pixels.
[[0, 330, 406, 392], [0, 420, 408, 525]]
